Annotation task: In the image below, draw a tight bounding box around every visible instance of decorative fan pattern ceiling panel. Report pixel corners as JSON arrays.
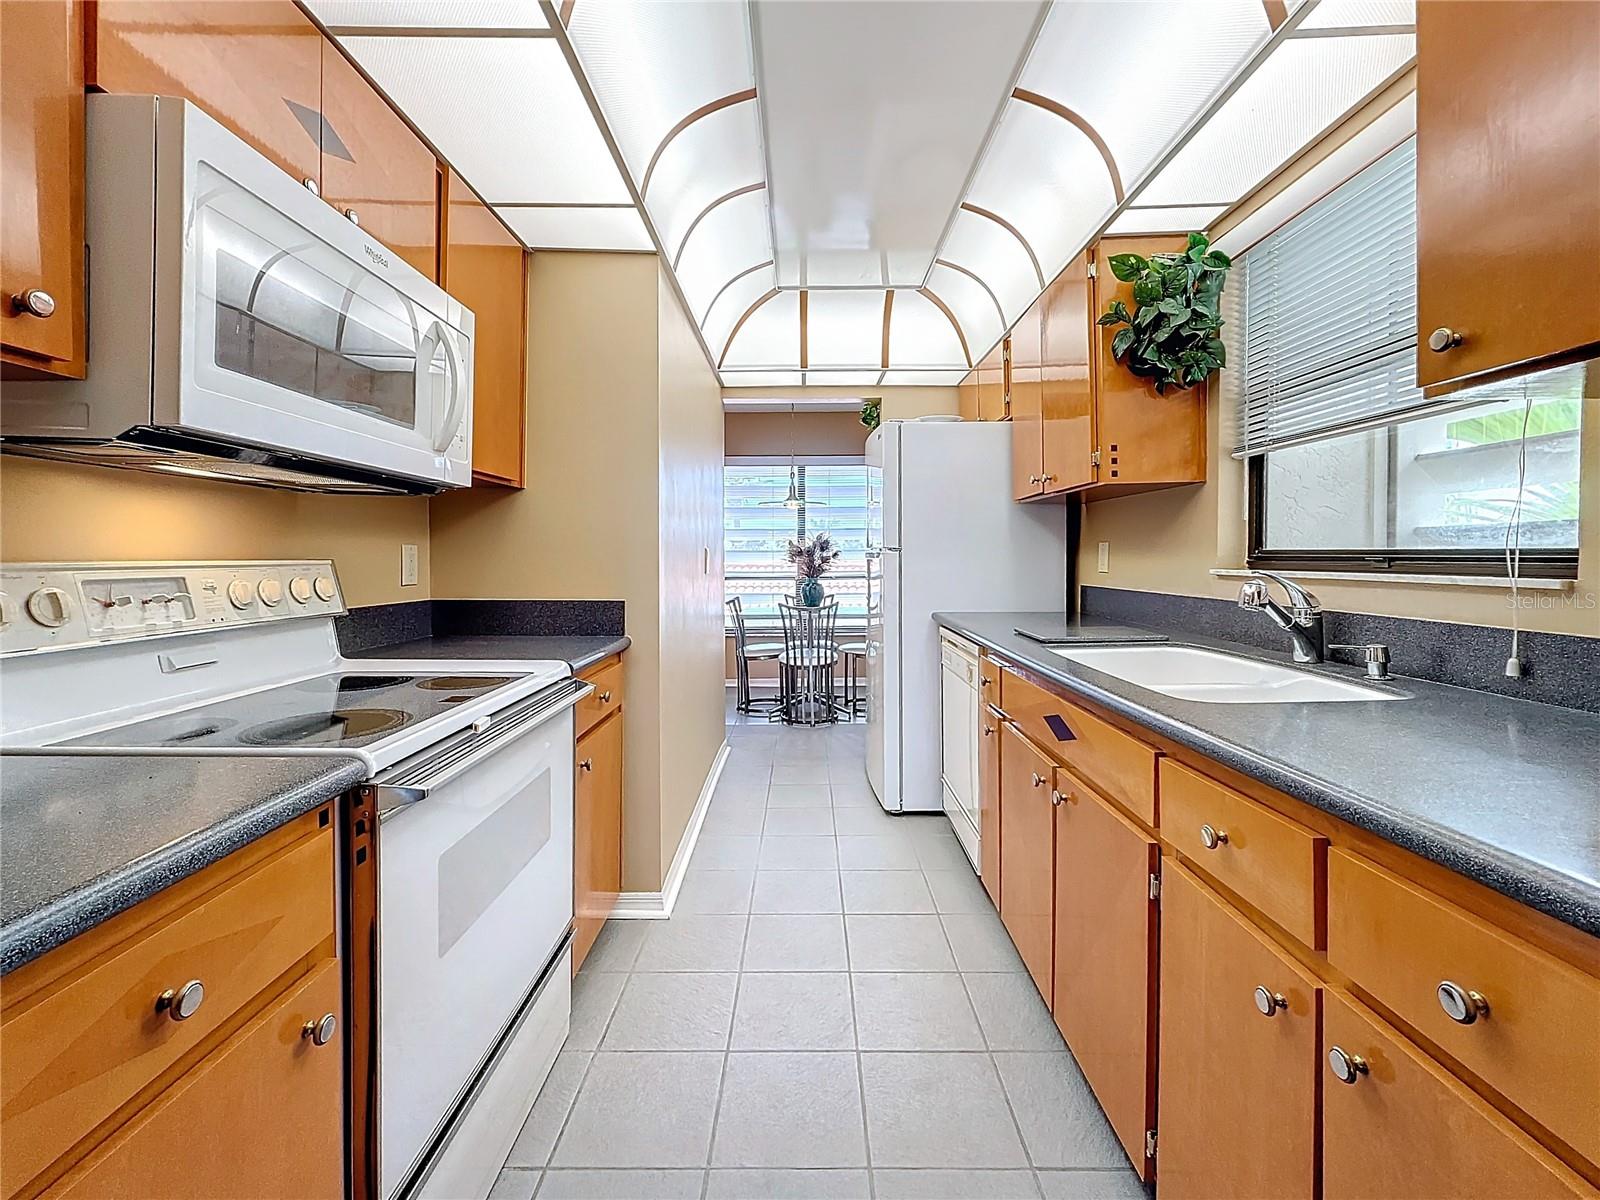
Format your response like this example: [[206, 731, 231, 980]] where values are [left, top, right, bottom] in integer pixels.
[[721, 289, 799, 368], [308, 0, 548, 29], [496, 206, 654, 251]]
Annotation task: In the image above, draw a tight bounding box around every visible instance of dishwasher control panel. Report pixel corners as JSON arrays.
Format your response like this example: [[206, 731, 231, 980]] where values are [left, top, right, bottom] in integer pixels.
[[0, 560, 346, 656]]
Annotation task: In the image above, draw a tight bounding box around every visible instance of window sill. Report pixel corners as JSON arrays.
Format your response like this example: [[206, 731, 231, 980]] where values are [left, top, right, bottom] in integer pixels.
[[1210, 568, 1575, 592]]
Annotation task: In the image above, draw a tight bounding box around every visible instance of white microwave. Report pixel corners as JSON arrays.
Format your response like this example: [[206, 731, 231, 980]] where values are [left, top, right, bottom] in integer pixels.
[[2, 95, 474, 494]]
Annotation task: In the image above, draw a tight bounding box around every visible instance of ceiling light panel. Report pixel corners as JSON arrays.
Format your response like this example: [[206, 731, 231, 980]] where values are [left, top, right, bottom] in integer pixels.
[[338, 35, 630, 204], [722, 290, 800, 368], [1134, 33, 1415, 208], [719, 371, 805, 387], [940, 207, 1042, 327], [1297, 0, 1415, 30], [566, 0, 756, 184], [806, 290, 886, 369], [888, 290, 967, 368], [880, 369, 970, 386], [755, 0, 1047, 289], [1018, 2, 1269, 192], [675, 188, 773, 318], [801, 370, 885, 386], [307, 0, 547, 29], [703, 264, 778, 355], [925, 262, 1003, 363], [647, 103, 767, 259], [495, 206, 653, 250], [1107, 204, 1230, 236]]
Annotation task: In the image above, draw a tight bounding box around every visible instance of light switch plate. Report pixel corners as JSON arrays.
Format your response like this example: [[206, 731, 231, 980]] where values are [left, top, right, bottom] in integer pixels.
[[1097, 541, 1110, 573], [401, 544, 419, 587]]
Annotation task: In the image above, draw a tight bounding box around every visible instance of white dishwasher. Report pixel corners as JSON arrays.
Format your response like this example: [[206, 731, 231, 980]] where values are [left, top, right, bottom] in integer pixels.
[[939, 632, 982, 870]]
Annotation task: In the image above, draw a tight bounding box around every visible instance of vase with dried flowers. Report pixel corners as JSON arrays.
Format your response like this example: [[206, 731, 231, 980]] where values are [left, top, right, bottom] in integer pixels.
[[787, 533, 839, 606]]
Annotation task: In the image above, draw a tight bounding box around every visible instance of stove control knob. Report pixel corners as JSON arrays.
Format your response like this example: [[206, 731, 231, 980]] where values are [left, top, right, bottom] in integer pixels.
[[26, 586, 73, 627], [226, 579, 254, 610], [288, 576, 314, 604], [313, 576, 337, 602], [257, 578, 284, 607]]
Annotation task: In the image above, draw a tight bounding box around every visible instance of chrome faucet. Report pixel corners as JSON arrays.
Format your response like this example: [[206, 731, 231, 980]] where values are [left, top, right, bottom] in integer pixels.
[[1237, 572, 1326, 664]]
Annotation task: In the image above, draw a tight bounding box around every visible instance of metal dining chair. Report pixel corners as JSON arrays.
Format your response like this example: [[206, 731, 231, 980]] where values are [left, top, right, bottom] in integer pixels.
[[837, 638, 869, 717], [775, 598, 840, 725], [726, 598, 781, 715]]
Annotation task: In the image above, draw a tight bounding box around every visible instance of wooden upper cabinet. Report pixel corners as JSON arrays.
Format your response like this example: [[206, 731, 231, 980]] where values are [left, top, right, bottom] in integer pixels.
[[1415, 2, 1600, 388], [978, 703, 1002, 908], [1323, 991, 1593, 1200], [998, 722, 1055, 999], [319, 41, 439, 281], [1052, 769, 1158, 1180], [442, 170, 527, 487], [976, 339, 1008, 422], [90, 0, 323, 186], [1040, 251, 1094, 494], [1010, 299, 1044, 499], [957, 370, 979, 421], [1157, 863, 1318, 1200], [1, 0, 86, 377], [1087, 237, 1206, 495]]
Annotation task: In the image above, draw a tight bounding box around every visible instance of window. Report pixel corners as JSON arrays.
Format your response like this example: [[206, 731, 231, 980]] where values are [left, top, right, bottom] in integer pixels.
[[724, 462, 869, 627], [1234, 138, 1585, 575]]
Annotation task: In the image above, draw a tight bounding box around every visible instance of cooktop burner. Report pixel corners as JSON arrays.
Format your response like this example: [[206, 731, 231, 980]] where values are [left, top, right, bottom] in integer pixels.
[[328, 674, 417, 692], [240, 708, 411, 747], [415, 676, 516, 691]]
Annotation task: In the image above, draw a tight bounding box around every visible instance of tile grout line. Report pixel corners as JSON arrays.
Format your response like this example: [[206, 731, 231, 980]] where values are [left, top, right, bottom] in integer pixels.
[[835, 771, 879, 1200]]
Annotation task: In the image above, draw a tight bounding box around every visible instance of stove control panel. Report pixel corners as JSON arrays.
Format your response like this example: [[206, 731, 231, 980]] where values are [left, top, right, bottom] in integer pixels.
[[0, 561, 346, 656]]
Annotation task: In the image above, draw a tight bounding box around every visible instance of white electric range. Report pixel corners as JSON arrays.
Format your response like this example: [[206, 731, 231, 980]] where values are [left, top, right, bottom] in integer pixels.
[[0, 560, 586, 1200]]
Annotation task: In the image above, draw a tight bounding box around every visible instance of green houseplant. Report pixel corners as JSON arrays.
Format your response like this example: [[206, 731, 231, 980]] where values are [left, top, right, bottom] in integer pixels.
[[1096, 231, 1230, 394], [860, 397, 881, 431]]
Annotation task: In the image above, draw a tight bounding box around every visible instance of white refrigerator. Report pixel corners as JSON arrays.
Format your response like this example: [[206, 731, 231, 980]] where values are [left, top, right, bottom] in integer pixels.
[[865, 419, 1069, 813]]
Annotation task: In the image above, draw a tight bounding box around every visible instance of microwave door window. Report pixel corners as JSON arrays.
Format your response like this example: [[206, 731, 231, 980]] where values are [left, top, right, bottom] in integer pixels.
[[333, 274, 422, 430]]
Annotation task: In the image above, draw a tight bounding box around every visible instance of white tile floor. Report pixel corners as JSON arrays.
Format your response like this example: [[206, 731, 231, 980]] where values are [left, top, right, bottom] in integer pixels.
[[492, 697, 1147, 1200]]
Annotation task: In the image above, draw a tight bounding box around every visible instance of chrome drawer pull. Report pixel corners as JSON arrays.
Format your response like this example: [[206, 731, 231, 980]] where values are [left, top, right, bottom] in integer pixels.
[[156, 979, 205, 1021], [1328, 1045, 1368, 1084], [1253, 986, 1288, 1017], [579, 758, 594, 772], [302, 1013, 338, 1046], [1200, 823, 1228, 850], [1031, 771, 1047, 788], [1437, 980, 1490, 1024]]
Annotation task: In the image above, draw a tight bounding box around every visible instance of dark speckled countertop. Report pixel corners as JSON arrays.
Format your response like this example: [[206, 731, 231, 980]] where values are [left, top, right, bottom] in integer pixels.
[[936, 612, 1600, 937], [363, 634, 630, 674], [0, 754, 366, 975]]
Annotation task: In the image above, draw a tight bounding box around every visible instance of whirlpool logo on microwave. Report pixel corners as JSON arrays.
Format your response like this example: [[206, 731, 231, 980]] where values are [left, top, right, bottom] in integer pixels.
[[363, 244, 391, 269]]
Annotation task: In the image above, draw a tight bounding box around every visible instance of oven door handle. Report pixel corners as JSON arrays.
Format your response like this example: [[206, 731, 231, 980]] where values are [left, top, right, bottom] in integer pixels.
[[373, 783, 429, 810]]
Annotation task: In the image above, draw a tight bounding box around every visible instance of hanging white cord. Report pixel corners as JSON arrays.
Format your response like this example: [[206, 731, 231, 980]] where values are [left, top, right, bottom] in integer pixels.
[[1503, 390, 1534, 676]]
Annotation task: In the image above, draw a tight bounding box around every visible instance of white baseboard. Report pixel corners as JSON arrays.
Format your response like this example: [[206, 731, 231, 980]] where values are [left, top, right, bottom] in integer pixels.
[[609, 739, 730, 920]]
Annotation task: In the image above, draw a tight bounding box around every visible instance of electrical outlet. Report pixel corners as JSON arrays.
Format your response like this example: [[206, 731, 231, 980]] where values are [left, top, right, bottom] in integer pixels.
[[401, 544, 419, 587], [1097, 541, 1110, 574]]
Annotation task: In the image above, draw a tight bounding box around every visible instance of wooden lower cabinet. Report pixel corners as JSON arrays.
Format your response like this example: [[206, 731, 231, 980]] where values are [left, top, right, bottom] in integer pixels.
[[1051, 768, 1158, 1179], [978, 704, 1002, 907], [998, 721, 1055, 999], [573, 655, 625, 973], [1323, 991, 1593, 1200], [46, 961, 344, 1200], [1156, 862, 1319, 1200]]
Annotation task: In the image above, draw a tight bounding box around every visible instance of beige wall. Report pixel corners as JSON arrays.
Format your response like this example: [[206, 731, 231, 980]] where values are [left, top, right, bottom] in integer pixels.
[[725, 410, 870, 458], [430, 251, 725, 891], [721, 385, 960, 424], [0, 455, 431, 607]]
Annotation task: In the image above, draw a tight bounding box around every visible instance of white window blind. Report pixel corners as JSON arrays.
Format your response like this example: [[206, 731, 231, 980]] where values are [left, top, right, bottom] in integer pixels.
[[1232, 138, 1421, 457]]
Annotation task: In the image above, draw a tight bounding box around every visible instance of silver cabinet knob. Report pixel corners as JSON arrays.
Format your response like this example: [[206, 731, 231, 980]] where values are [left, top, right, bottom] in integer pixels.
[[598, 690, 613, 703], [1437, 981, 1489, 1024], [579, 758, 594, 772], [1253, 985, 1288, 1017], [982, 724, 994, 737], [343, 207, 360, 226], [1428, 327, 1463, 352], [1051, 789, 1065, 808], [302, 177, 320, 196], [1199, 824, 1228, 850], [156, 979, 205, 1021], [1328, 1045, 1369, 1084], [11, 289, 56, 318], [1031, 771, 1047, 788], [1041, 474, 1057, 485], [302, 1013, 338, 1046]]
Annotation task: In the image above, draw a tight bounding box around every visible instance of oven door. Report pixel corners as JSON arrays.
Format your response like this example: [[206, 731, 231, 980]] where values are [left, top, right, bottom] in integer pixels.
[[168, 102, 473, 489], [371, 680, 586, 1200]]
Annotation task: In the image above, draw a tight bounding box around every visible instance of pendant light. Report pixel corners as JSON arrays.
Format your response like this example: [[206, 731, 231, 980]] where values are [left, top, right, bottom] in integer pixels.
[[759, 403, 827, 508]]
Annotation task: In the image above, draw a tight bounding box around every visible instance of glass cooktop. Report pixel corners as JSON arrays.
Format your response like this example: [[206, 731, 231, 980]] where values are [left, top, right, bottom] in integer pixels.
[[63, 672, 521, 751]]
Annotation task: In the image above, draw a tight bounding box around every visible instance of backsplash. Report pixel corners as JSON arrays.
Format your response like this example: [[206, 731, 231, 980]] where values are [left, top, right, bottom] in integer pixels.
[[1081, 586, 1600, 712], [337, 599, 625, 656]]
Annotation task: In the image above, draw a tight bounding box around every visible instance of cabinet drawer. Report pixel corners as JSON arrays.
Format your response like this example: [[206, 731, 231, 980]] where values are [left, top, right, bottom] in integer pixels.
[[1, 827, 334, 1198], [1327, 850, 1600, 1165], [1160, 761, 1325, 948], [998, 666, 1157, 826], [1323, 990, 1593, 1200], [46, 959, 344, 1200], [978, 654, 999, 711], [576, 658, 623, 737]]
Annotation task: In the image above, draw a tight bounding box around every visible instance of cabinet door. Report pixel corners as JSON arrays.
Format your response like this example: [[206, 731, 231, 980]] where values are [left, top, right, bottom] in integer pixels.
[[1040, 251, 1094, 493], [976, 340, 1008, 422], [998, 722, 1054, 998], [1323, 991, 1591, 1200], [90, 0, 323, 185], [320, 41, 439, 280], [1088, 238, 1206, 489], [1010, 300, 1044, 499], [1157, 863, 1317, 1200], [1416, 2, 1600, 387], [48, 961, 344, 1200], [1052, 770, 1158, 1180], [978, 704, 1002, 907], [1, 0, 85, 375], [444, 171, 528, 487], [573, 712, 623, 972]]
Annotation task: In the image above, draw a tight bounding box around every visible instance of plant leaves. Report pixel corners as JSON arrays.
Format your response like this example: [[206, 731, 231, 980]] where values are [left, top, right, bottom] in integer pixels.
[[1132, 275, 1163, 305], [1108, 253, 1149, 282], [1134, 302, 1161, 329], [1110, 327, 1136, 360], [1202, 249, 1231, 269], [1156, 297, 1190, 318], [1095, 312, 1127, 327]]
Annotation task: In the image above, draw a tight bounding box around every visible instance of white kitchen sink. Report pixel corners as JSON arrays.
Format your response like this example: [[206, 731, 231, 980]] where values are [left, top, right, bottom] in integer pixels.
[[1048, 644, 1398, 704]]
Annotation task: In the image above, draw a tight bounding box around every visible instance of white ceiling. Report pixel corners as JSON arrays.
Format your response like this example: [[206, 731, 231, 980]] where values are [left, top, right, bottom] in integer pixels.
[[308, 0, 1416, 389]]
